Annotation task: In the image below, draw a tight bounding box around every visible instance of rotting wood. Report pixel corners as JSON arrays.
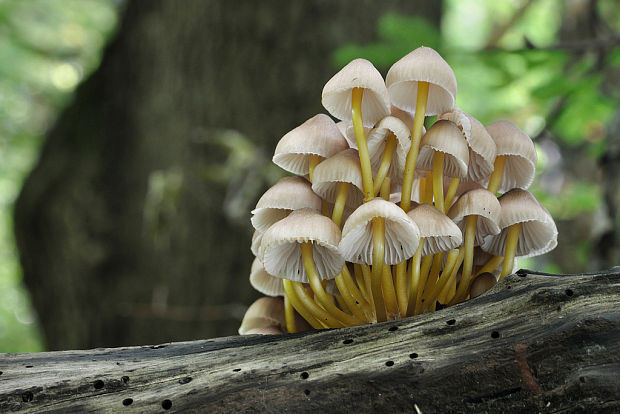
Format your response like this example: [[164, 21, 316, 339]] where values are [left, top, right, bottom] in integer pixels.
[[1, 268, 619, 413]]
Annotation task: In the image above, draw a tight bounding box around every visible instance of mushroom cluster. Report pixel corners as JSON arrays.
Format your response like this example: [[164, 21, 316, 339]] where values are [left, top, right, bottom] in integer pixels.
[[241, 46, 558, 334]]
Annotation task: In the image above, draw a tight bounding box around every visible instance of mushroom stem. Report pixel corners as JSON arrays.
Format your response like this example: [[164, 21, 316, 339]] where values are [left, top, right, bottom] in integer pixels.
[[417, 252, 444, 314], [500, 222, 521, 280], [444, 178, 460, 211], [282, 280, 327, 329], [407, 238, 425, 317], [372, 133, 398, 196], [338, 265, 374, 322], [308, 154, 323, 183], [301, 242, 362, 326], [475, 255, 504, 277], [487, 155, 507, 195], [432, 151, 446, 213], [381, 265, 399, 320], [351, 87, 374, 202], [422, 248, 463, 311], [361, 264, 374, 318], [453, 215, 477, 302], [414, 253, 434, 315], [284, 293, 297, 333], [321, 200, 330, 217], [354, 263, 369, 301], [400, 81, 429, 213], [380, 176, 391, 201], [395, 261, 409, 317], [331, 182, 349, 227], [371, 217, 388, 322], [422, 173, 434, 204]]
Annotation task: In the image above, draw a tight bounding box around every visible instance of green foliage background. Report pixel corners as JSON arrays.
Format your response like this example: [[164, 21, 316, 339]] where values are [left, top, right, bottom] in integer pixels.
[[1, 0, 619, 351]]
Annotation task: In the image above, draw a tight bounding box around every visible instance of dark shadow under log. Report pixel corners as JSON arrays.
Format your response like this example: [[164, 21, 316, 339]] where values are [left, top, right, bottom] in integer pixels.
[[1, 269, 619, 413]]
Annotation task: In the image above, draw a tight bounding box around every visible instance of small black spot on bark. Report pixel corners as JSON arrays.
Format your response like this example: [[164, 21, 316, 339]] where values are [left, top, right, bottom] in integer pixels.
[[300, 372, 309, 379], [446, 319, 456, 325], [385, 361, 394, 367], [178, 377, 192, 384], [233, 368, 241, 372], [388, 326, 398, 332], [162, 399, 172, 410], [565, 289, 574, 296], [304, 389, 311, 396], [342, 339, 354, 344], [409, 353, 418, 359], [491, 331, 500, 339], [25, 365, 33, 368], [121, 376, 129, 384], [93, 380, 105, 389], [579, 376, 586, 383], [22, 391, 34, 402], [122, 398, 133, 406]]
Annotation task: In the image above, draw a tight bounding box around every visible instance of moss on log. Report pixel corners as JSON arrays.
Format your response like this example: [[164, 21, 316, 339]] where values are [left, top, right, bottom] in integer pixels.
[[1, 268, 619, 413]]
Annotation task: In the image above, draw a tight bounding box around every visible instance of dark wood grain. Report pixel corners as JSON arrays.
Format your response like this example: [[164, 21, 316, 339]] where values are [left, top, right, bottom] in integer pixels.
[[1, 268, 619, 413]]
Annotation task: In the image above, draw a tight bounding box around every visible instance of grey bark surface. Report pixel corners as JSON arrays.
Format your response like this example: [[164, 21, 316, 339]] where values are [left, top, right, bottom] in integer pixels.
[[1, 269, 619, 413], [14, 1, 440, 350]]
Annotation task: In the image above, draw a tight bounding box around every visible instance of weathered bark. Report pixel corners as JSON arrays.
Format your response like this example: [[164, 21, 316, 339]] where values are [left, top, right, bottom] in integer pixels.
[[1, 269, 618, 413], [14, 0, 441, 350]]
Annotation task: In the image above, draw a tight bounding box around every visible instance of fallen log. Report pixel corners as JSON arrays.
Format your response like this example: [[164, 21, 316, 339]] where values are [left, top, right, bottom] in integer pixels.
[[1, 268, 619, 413]]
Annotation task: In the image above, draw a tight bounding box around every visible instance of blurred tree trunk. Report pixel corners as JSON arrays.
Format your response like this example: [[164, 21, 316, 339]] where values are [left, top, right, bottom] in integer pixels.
[[14, 0, 441, 350]]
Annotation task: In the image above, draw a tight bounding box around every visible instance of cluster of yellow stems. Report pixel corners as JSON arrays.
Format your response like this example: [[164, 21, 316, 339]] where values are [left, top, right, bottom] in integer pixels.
[[243, 46, 557, 334]]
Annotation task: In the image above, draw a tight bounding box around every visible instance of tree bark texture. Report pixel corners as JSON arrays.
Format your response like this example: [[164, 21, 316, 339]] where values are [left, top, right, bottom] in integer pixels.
[[14, 1, 441, 350], [1, 270, 618, 413]]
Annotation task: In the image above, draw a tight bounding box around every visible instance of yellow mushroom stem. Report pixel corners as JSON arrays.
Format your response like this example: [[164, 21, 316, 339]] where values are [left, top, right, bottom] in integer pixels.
[[353, 263, 369, 302], [453, 215, 477, 302], [351, 87, 374, 202], [372, 133, 398, 196], [487, 155, 507, 195], [361, 263, 374, 318], [444, 178, 460, 211], [395, 261, 409, 318], [371, 217, 388, 322], [331, 182, 350, 227], [432, 151, 446, 213], [422, 248, 463, 311], [282, 280, 327, 329], [382, 265, 399, 320], [500, 222, 521, 280], [283, 293, 296, 333], [412, 252, 433, 315], [417, 252, 444, 314], [321, 200, 330, 217], [422, 173, 434, 204], [380, 177, 391, 201], [301, 242, 362, 327], [308, 154, 323, 183], [335, 294, 351, 314], [339, 265, 374, 322], [407, 238, 425, 317], [400, 81, 429, 213]]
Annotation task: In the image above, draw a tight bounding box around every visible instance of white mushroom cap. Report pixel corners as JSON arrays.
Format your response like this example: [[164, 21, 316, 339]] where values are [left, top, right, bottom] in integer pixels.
[[273, 114, 348, 176], [250, 257, 285, 297], [367, 116, 412, 187], [251, 230, 264, 257], [482, 189, 557, 258], [322, 58, 391, 127], [483, 120, 537, 192], [311, 148, 364, 209], [416, 120, 469, 179], [438, 108, 496, 182], [448, 188, 501, 246], [251, 176, 322, 233], [261, 209, 344, 282], [342, 123, 372, 150], [407, 204, 462, 256], [390, 105, 414, 130], [339, 198, 420, 265], [238, 297, 286, 335], [386, 46, 457, 116]]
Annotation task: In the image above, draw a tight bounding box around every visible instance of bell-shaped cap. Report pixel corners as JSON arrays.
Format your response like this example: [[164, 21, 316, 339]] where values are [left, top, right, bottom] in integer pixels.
[[367, 116, 412, 187], [261, 209, 344, 282], [339, 198, 420, 265], [407, 204, 462, 256], [438, 108, 496, 182], [482, 189, 557, 258], [238, 297, 286, 335], [273, 114, 348, 176], [251, 176, 322, 233], [251, 230, 264, 257], [312, 148, 364, 209], [322, 58, 391, 127], [417, 120, 469, 179], [483, 120, 537, 192], [448, 188, 501, 246], [250, 257, 285, 297], [386, 46, 457, 116]]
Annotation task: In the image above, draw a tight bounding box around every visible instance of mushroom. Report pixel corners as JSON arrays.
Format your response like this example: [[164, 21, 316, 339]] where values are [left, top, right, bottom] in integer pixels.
[[484, 120, 537, 194], [339, 198, 420, 321], [250, 176, 321, 233], [250, 257, 285, 297], [322, 58, 390, 202], [367, 116, 411, 195], [448, 188, 501, 303], [416, 120, 469, 213], [261, 208, 361, 328], [386, 46, 457, 212], [238, 297, 286, 335], [469, 272, 497, 299], [272, 113, 348, 182], [482, 189, 557, 280]]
